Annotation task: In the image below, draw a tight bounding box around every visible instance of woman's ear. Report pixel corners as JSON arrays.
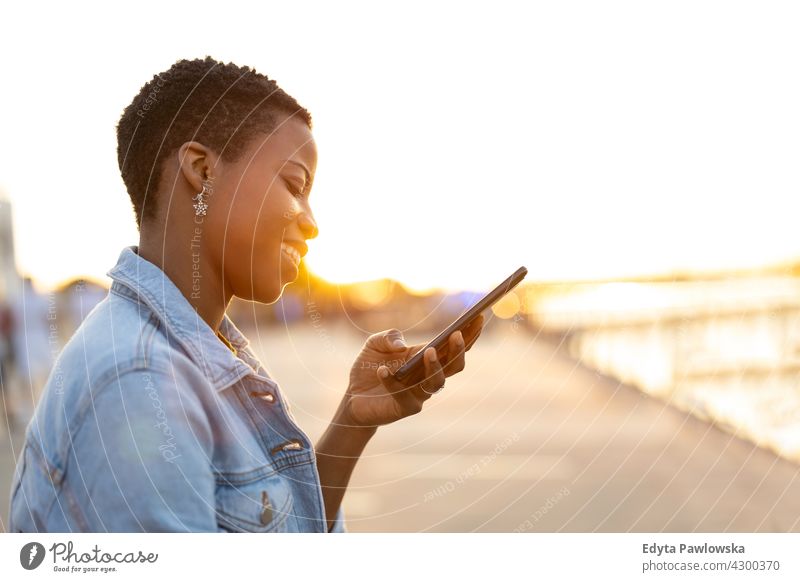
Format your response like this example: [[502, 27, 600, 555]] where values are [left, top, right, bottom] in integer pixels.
[[177, 141, 218, 192]]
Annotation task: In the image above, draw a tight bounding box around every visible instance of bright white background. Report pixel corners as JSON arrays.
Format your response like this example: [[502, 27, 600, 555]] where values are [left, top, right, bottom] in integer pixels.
[[1, 0, 798, 291]]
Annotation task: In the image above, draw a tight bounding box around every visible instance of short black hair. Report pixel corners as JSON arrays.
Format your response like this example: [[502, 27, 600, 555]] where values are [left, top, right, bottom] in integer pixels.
[[116, 56, 312, 229]]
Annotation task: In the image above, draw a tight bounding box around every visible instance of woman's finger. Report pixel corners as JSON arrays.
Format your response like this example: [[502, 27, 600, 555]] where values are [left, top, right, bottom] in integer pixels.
[[437, 316, 483, 361], [462, 315, 483, 351], [462, 314, 485, 351], [418, 323, 480, 369], [441, 330, 466, 377], [412, 347, 447, 401], [377, 365, 423, 414]]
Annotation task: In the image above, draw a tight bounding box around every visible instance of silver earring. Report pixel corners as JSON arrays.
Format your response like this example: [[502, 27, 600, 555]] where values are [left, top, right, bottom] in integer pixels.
[[193, 176, 214, 216]]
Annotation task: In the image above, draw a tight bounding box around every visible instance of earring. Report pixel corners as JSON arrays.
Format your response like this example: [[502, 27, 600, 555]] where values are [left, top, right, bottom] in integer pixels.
[[193, 176, 214, 216]]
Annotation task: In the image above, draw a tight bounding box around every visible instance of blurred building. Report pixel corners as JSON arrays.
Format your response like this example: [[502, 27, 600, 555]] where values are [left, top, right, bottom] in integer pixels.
[[0, 191, 20, 300]]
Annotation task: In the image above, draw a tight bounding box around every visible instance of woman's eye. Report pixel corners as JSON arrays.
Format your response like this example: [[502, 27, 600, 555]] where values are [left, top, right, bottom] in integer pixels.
[[285, 179, 305, 198]]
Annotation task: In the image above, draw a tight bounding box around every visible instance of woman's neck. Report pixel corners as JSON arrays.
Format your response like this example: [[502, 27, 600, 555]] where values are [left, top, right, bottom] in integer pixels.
[[137, 224, 232, 334]]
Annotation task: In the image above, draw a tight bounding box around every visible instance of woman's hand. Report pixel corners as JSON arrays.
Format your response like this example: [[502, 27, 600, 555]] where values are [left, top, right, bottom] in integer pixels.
[[340, 314, 485, 428]]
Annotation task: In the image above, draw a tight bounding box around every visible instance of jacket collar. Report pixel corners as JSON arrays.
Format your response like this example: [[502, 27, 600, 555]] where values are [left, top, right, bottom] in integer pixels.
[[106, 245, 264, 391]]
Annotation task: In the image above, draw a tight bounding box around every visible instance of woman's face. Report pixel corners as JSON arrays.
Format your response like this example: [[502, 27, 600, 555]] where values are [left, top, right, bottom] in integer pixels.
[[209, 115, 318, 304]]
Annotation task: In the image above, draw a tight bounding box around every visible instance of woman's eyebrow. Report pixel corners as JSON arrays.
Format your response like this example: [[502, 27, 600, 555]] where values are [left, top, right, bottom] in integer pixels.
[[283, 160, 311, 183]]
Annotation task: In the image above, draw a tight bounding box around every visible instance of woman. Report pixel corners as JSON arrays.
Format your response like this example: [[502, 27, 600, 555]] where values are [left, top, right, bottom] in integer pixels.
[[8, 56, 484, 532]]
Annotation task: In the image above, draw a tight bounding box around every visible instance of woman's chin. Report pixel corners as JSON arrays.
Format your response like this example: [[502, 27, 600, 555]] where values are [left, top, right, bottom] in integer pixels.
[[264, 281, 288, 304], [232, 276, 282, 305], [232, 256, 300, 303], [281, 252, 301, 279]]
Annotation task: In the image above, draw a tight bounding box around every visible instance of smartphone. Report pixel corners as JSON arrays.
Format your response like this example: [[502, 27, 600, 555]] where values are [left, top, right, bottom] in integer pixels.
[[391, 265, 528, 383]]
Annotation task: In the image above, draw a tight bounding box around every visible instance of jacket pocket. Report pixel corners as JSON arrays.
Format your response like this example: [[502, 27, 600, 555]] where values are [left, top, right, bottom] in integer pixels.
[[214, 466, 295, 533]]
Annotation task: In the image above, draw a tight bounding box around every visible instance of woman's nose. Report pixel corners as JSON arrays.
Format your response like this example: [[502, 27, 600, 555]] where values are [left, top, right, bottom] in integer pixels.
[[298, 211, 319, 240]]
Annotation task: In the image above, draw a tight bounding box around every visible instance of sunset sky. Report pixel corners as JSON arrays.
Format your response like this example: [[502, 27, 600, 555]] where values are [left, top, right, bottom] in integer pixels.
[[2, 1, 799, 294]]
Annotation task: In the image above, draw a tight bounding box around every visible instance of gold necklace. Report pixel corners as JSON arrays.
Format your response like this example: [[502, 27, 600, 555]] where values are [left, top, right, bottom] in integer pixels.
[[216, 330, 237, 356]]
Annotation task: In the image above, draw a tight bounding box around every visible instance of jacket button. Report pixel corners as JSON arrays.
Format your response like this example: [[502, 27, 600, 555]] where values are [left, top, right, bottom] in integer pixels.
[[260, 490, 273, 525], [249, 390, 275, 403], [270, 439, 304, 455]]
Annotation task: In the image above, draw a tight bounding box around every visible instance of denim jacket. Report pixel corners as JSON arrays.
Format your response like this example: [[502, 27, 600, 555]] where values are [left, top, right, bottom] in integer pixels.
[[8, 245, 345, 533]]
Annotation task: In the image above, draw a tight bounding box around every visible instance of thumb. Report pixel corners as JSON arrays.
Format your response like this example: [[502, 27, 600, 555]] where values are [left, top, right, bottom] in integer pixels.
[[381, 328, 407, 351]]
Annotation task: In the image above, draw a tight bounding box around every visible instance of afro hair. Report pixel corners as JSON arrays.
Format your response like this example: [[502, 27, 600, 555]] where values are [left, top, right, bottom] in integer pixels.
[[116, 56, 312, 229]]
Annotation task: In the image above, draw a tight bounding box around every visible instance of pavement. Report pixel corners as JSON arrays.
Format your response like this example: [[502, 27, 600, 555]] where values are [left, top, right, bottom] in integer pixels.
[[2, 319, 799, 532]]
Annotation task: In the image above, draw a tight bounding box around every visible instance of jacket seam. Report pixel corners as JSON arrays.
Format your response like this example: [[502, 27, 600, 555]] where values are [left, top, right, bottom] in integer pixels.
[[110, 282, 250, 392], [21, 443, 61, 532], [111, 274, 211, 380], [68, 361, 176, 444]]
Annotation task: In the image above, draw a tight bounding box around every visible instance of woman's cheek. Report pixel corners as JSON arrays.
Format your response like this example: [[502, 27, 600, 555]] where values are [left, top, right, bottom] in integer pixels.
[[281, 199, 302, 223]]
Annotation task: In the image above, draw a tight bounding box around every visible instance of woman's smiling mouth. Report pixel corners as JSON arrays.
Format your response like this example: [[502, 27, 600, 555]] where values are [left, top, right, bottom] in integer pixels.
[[280, 242, 301, 268]]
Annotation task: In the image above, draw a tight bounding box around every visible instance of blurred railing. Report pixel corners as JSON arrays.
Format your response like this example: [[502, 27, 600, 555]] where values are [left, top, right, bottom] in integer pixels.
[[529, 278, 800, 463]]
